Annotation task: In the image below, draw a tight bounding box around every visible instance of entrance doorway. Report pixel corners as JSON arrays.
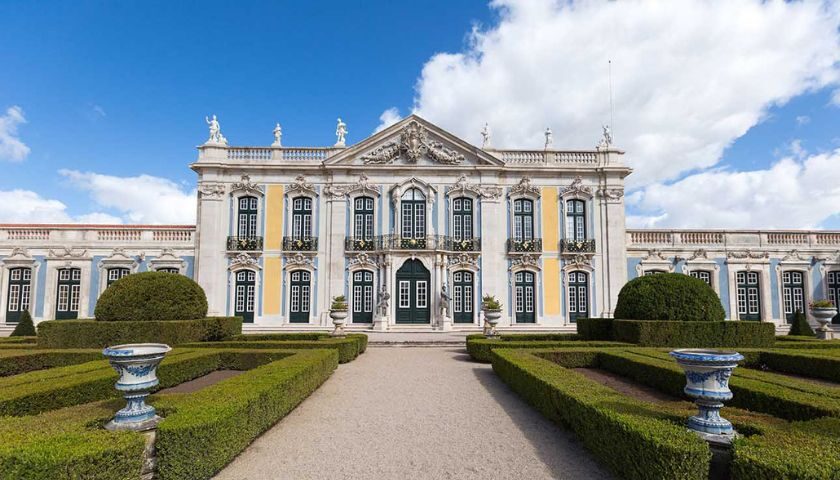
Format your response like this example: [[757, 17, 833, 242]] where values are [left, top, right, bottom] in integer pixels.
[[395, 259, 430, 324]]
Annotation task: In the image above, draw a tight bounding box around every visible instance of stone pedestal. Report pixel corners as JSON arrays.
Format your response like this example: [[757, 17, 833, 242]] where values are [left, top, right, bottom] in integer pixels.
[[439, 315, 453, 332], [373, 315, 389, 331], [816, 329, 836, 340]]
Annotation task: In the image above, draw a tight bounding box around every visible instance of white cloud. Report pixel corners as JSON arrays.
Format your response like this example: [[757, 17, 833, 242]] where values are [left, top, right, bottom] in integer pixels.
[[411, 0, 840, 188], [796, 115, 811, 126], [0, 106, 30, 162], [832, 88, 840, 107], [0, 189, 120, 224], [60, 170, 196, 224], [627, 148, 840, 229], [374, 107, 402, 133]]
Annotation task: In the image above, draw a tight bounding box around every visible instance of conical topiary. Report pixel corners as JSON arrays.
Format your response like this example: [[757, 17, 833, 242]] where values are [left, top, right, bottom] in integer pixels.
[[10, 311, 36, 337], [787, 310, 814, 336]]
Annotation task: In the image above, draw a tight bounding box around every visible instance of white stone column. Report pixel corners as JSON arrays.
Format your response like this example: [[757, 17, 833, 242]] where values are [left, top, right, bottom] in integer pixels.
[[324, 194, 347, 326], [195, 183, 229, 317], [597, 185, 628, 317], [480, 196, 510, 326]]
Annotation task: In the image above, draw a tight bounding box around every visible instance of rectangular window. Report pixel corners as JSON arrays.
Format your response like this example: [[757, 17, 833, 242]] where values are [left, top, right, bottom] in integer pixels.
[[364, 285, 373, 312], [569, 285, 577, 313], [291, 286, 300, 312], [301, 285, 310, 313], [465, 286, 473, 312], [399, 281, 410, 308], [578, 287, 587, 313], [8, 285, 19, 311], [737, 287, 747, 315], [59, 270, 70, 281], [514, 216, 522, 241], [21, 285, 30, 311], [72, 269, 81, 281], [515, 286, 523, 312], [70, 285, 80, 311], [354, 286, 362, 313], [414, 203, 425, 238], [246, 285, 255, 312], [416, 281, 427, 308], [402, 204, 412, 238], [525, 286, 534, 313], [58, 285, 69, 311], [236, 285, 245, 312], [454, 286, 462, 312]]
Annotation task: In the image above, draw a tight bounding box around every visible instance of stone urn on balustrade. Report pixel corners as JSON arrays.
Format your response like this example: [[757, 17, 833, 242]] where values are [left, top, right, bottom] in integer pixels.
[[329, 295, 349, 337], [103, 343, 171, 431], [810, 300, 838, 340], [670, 349, 744, 440]]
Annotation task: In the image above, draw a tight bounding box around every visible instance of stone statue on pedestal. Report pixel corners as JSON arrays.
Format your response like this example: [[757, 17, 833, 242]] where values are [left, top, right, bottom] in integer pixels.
[[480, 123, 491, 148], [335, 118, 348, 147], [440, 284, 451, 318], [376, 285, 390, 318], [205, 115, 226, 145], [272, 123, 282, 146], [544, 127, 553, 149]]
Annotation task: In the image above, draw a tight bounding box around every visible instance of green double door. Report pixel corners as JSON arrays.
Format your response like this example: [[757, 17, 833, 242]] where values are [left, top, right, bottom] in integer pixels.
[[395, 259, 430, 324]]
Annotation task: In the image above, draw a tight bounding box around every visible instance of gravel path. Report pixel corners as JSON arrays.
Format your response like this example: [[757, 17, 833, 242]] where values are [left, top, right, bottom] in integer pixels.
[[214, 347, 610, 480]]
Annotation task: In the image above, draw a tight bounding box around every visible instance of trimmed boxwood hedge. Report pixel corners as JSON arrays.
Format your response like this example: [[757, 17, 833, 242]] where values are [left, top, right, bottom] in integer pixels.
[[0, 349, 337, 480], [595, 350, 840, 421], [0, 349, 101, 376], [466, 337, 631, 363], [491, 348, 711, 479], [576, 318, 614, 340], [744, 350, 840, 384], [36, 317, 242, 349], [732, 417, 840, 479], [614, 273, 725, 322], [184, 334, 367, 364], [612, 320, 775, 348], [0, 349, 227, 416], [95, 271, 208, 321]]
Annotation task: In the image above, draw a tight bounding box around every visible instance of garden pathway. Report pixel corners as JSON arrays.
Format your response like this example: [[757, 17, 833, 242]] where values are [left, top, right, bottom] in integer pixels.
[[214, 347, 610, 480]]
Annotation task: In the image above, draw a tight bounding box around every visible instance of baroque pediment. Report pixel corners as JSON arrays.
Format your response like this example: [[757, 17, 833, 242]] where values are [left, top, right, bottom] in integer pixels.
[[324, 115, 504, 167]]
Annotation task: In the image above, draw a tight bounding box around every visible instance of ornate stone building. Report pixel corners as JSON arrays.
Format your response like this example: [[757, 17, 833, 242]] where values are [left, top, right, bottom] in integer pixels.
[[0, 115, 837, 334]]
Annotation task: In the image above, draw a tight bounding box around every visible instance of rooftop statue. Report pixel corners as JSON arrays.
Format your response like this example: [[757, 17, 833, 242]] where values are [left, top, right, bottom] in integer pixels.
[[480, 122, 491, 148], [335, 117, 348, 147], [272, 123, 282, 147], [204, 114, 227, 145], [598, 124, 613, 147], [544, 127, 553, 149]]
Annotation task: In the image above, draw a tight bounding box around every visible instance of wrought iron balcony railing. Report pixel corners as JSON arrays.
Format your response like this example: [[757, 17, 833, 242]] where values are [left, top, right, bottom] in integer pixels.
[[282, 236, 318, 251], [445, 237, 482, 252], [345, 237, 377, 251], [227, 236, 263, 251], [507, 238, 543, 253], [560, 239, 596, 253]]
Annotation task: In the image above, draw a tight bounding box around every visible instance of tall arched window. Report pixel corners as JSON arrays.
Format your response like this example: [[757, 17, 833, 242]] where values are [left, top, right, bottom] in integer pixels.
[[513, 199, 534, 241], [289, 270, 311, 323], [736, 271, 761, 321], [515, 271, 536, 323], [354, 196, 375, 241], [234, 270, 256, 323], [452, 197, 473, 241], [827, 271, 840, 324], [352, 270, 374, 323], [5, 267, 32, 323], [237, 196, 259, 238], [452, 271, 474, 323], [292, 197, 313, 240], [401, 188, 426, 239], [56, 268, 81, 320], [782, 271, 805, 323], [565, 199, 586, 241], [567, 271, 588, 323]]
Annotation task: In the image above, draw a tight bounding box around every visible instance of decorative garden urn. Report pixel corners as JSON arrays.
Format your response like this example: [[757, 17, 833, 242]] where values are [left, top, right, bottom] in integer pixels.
[[103, 343, 171, 431], [811, 307, 837, 337], [484, 310, 502, 338], [330, 310, 348, 337], [669, 349, 744, 438]]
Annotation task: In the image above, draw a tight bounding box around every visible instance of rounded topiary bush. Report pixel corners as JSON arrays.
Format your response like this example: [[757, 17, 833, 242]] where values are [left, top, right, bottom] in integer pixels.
[[95, 271, 208, 321], [614, 273, 725, 322]]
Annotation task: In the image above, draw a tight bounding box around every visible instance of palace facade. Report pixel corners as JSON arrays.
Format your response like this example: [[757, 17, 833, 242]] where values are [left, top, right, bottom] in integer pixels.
[[1, 115, 838, 333]]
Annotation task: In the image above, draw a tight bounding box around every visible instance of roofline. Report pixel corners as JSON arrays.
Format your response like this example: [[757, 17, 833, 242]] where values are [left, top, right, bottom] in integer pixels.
[[0, 224, 196, 229]]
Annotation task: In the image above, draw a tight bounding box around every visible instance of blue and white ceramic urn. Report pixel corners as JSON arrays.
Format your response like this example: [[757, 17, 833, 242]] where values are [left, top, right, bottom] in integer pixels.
[[103, 343, 171, 431], [669, 349, 744, 436]]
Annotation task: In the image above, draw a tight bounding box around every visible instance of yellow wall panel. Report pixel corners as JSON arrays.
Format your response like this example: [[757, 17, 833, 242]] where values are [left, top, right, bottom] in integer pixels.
[[263, 257, 282, 315], [542, 257, 561, 315], [541, 186, 559, 250], [264, 184, 284, 250]]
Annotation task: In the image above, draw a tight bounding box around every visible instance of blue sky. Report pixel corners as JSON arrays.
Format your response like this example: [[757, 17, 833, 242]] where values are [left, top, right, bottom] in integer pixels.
[[2, 0, 840, 228]]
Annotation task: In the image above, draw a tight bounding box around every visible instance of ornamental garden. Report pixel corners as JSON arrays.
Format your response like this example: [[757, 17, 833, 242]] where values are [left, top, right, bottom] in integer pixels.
[[0, 271, 838, 479]]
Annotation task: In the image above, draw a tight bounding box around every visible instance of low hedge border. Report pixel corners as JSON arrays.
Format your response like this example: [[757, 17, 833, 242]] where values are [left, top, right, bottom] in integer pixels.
[[466, 337, 632, 363], [576, 318, 614, 340], [36, 317, 242, 349], [0, 349, 337, 480], [184, 334, 367, 363], [0, 336, 36, 344], [612, 320, 775, 347], [596, 350, 840, 421], [0, 349, 229, 416], [0, 349, 102, 377], [154, 349, 337, 479], [732, 417, 840, 479], [491, 348, 711, 479], [231, 333, 368, 354], [747, 350, 840, 384]]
